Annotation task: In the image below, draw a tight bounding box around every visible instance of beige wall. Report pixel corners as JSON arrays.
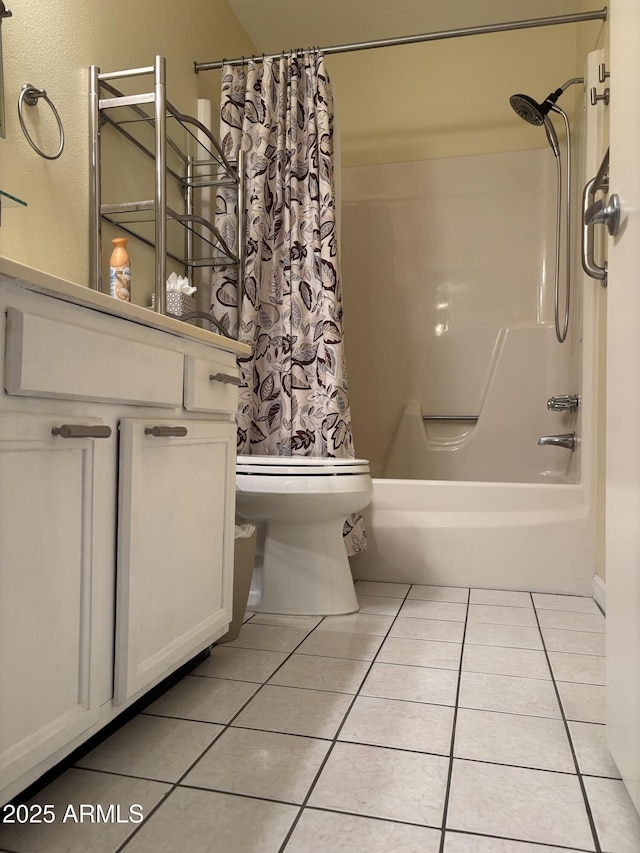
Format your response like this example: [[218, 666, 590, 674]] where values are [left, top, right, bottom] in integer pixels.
[[0, 0, 254, 289], [328, 21, 603, 167]]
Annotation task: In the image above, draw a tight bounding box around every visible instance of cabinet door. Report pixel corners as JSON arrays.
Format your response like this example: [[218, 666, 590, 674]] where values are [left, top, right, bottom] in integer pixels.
[[114, 418, 236, 705], [0, 413, 108, 790]]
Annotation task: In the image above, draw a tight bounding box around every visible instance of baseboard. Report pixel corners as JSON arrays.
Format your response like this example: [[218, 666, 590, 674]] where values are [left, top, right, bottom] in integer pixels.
[[593, 573, 606, 615]]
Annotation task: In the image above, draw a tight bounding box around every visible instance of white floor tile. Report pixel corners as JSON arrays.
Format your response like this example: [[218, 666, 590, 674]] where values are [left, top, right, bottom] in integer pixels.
[[75, 715, 221, 783], [399, 599, 468, 621], [541, 628, 605, 656], [356, 594, 404, 616], [183, 727, 330, 804], [223, 622, 311, 652], [459, 671, 561, 718], [447, 759, 595, 849], [407, 585, 469, 603], [377, 637, 462, 670], [462, 644, 550, 680], [557, 681, 606, 723], [124, 787, 297, 853], [193, 646, 288, 682], [7, 584, 628, 853], [454, 708, 575, 772], [285, 808, 441, 852], [309, 742, 449, 825], [316, 613, 394, 636], [468, 605, 537, 628], [268, 654, 370, 694], [247, 613, 323, 630], [443, 833, 587, 851], [533, 593, 600, 614], [0, 769, 169, 853], [295, 630, 384, 661], [537, 610, 605, 634], [144, 675, 259, 724], [361, 662, 459, 706], [232, 684, 353, 739], [339, 695, 454, 755], [465, 622, 543, 650], [569, 722, 621, 779], [469, 589, 533, 608], [389, 616, 465, 643], [548, 652, 605, 686], [584, 776, 640, 853], [353, 580, 410, 598]]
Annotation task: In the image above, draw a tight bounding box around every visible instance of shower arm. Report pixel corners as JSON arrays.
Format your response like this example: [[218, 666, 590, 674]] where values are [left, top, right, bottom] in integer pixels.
[[558, 77, 584, 93]]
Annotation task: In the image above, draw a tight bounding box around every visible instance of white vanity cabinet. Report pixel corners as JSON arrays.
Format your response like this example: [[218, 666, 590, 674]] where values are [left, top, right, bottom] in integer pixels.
[[0, 271, 249, 805], [114, 417, 236, 705], [0, 412, 110, 791]]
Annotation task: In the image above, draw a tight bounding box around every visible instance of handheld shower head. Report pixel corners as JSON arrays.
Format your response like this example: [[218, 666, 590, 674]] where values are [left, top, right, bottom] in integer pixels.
[[543, 115, 561, 158], [509, 88, 563, 126], [509, 78, 582, 155]]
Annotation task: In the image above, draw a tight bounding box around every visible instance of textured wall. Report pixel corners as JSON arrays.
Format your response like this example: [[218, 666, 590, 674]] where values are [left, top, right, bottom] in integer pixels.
[[0, 0, 254, 288]]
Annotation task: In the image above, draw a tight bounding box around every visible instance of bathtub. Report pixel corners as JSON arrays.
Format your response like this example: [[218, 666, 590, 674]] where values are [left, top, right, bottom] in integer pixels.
[[351, 477, 594, 596]]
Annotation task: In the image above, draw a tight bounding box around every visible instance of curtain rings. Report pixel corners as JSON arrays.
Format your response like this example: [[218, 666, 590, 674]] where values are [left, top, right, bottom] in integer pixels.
[[18, 83, 64, 160]]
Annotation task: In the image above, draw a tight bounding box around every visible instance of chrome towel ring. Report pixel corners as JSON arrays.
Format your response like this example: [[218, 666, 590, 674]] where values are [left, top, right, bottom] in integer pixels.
[[18, 83, 64, 160]]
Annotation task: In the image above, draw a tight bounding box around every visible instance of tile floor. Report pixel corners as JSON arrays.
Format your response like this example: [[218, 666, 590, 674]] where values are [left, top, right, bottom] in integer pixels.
[[2, 582, 640, 852]]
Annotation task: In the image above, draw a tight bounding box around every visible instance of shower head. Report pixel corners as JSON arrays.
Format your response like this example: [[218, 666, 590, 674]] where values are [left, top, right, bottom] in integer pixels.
[[509, 89, 563, 126], [509, 78, 582, 156]]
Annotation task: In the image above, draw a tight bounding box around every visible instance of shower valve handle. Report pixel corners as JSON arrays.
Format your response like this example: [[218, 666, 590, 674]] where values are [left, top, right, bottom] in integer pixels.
[[584, 193, 621, 237], [547, 395, 580, 413]]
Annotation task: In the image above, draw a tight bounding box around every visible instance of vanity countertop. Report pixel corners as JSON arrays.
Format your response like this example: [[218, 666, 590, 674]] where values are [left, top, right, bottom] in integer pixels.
[[0, 258, 251, 357]]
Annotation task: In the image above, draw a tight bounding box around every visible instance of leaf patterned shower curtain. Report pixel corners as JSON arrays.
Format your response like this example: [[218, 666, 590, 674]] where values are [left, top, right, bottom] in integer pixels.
[[213, 51, 366, 555]]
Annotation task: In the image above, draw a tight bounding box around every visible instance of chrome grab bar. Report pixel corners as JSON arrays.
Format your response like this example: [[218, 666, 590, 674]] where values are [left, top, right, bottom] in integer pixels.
[[581, 148, 610, 286], [582, 176, 607, 285], [585, 193, 621, 236]]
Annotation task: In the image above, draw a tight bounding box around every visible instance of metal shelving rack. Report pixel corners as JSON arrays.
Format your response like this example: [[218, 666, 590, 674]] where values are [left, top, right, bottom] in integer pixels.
[[89, 55, 243, 319]]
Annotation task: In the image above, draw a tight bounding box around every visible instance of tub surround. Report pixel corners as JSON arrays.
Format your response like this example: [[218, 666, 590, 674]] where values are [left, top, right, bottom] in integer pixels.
[[0, 266, 247, 805]]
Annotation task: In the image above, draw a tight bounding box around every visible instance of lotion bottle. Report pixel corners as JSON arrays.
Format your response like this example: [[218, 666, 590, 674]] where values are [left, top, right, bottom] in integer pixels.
[[109, 238, 131, 302]]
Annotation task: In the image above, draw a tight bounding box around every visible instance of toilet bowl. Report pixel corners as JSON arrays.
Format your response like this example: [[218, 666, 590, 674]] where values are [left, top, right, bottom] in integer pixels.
[[235, 455, 373, 616]]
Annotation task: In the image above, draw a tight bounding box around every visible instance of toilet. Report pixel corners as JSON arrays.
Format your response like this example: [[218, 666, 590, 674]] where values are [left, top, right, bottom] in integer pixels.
[[235, 455, 373, 616]]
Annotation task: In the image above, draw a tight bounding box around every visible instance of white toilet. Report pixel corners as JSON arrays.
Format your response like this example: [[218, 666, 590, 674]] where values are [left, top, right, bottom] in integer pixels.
[[235, 455, 373, 616]]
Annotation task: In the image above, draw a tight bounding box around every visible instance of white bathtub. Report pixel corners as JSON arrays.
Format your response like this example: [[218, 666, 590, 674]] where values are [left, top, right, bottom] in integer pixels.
[[351, 478, 594, 596]]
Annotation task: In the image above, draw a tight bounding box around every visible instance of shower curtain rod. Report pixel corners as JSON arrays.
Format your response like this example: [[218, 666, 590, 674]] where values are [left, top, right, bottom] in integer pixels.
[[194, 7, 607, 72]]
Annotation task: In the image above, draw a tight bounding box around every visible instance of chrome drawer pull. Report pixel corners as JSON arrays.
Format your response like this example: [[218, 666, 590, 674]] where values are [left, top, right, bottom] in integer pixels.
[[144, 425, 188, 437], [52, 424, 112, 439], [209, 371, 241, 386]]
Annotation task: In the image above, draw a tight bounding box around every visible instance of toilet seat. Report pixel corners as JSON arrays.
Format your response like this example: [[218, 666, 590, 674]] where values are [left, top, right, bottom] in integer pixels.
[[236, 455, 370, 476]]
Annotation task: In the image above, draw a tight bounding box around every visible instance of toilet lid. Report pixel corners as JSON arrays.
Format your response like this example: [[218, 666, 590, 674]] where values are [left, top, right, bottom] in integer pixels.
[[236, 455, 370, 476]]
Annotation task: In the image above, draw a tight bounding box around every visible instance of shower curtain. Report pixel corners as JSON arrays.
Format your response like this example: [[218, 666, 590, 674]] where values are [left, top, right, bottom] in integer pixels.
[[213, 51, 366, 555]]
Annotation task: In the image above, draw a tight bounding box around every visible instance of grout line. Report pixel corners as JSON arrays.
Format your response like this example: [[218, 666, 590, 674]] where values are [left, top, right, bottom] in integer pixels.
[[530, 592, 603, 853], [115, 618, 324, 852], [443, 826, 597, 852], [437, 588, 471, 853], [275, 583, 416, 852]]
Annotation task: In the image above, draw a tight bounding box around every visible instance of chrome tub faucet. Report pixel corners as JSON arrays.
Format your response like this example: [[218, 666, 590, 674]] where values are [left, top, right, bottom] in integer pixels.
[[538, 432, 577, 451]]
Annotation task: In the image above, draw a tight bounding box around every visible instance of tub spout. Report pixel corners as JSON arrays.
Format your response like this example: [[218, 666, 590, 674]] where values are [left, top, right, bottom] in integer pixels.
[[538, 432, 577, 451]]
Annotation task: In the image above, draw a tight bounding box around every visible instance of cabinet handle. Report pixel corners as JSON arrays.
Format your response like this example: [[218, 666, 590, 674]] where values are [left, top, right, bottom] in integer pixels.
[[209, 372, 241, 386], [52, 424, 112, 439], [144, 425, 188, 437]]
